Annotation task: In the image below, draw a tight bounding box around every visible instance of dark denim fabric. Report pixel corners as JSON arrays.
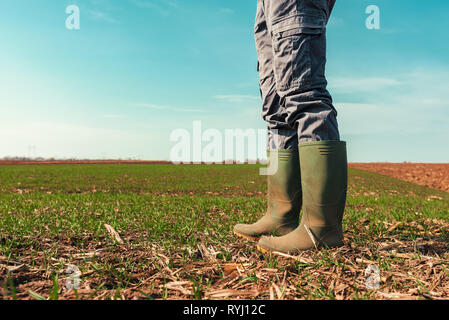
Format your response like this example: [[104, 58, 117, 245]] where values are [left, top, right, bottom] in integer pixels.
[[256, 0, 340, 149]]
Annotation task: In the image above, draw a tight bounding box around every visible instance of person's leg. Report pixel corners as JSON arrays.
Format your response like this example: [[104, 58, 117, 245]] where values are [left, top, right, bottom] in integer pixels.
[[256, 1, 298, 149], [233, 0, 302, 241], [257, 0, 348, 253], [262, 0, 340, 142]]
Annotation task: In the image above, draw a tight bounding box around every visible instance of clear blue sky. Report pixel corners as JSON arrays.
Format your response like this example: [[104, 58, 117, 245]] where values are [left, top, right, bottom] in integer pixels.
[[1, 0, 448, 162]]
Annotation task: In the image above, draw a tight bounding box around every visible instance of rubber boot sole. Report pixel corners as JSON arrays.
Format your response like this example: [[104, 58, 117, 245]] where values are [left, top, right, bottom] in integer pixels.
[[257, 239, 344, 256], [256, 243, 310, 258], [256, 244, 271, 254], [233, 230, 259, 242], [256, 243, 298, 258]]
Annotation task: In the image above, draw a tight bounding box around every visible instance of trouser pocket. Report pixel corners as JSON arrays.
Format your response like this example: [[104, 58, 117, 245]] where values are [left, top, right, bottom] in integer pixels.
[[271, 12, 326, 93]]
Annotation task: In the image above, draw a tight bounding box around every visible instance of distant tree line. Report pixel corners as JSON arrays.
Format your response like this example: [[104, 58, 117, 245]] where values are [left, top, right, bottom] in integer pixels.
[[1, 156, 95, 161]]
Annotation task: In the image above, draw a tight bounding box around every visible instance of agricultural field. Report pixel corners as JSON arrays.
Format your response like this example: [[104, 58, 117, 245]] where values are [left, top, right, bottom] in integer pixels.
[[349, 163, 449, 192], [0, 163, 448, 300]]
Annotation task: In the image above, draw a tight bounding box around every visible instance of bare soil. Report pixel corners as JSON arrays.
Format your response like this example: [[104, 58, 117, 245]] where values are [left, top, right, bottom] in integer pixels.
[[349, 163, 449, 192]]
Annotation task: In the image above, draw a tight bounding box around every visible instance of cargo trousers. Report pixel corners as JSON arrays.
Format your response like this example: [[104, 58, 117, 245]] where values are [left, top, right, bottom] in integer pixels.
[[256, 0, 340, 149]]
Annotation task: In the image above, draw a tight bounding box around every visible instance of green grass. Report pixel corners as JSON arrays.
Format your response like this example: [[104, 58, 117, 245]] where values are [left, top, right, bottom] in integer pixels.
[[0, 164, 448, 300]]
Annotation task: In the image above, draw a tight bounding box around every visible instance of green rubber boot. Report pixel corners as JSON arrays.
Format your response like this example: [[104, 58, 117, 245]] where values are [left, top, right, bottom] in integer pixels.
[[258, 141, 348, 253], [233, 149, 302, 241]]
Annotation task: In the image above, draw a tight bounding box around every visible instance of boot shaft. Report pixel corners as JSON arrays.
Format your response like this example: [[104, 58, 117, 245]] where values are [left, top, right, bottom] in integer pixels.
[[267, 149, 302, 221], [298, 141, 348, 228], [256, 142, 348, 253]]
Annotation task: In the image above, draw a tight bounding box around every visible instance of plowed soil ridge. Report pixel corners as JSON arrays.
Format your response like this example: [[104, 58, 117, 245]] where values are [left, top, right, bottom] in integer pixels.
[[349, 163, 449, 192]]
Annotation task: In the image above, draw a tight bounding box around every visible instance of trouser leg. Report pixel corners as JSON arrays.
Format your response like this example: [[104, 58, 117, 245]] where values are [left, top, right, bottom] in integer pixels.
[[233, 1, 304, 241], [254, 1, 347, 254], [255, 0, 298, 150], [261, 0, 340, 143]]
